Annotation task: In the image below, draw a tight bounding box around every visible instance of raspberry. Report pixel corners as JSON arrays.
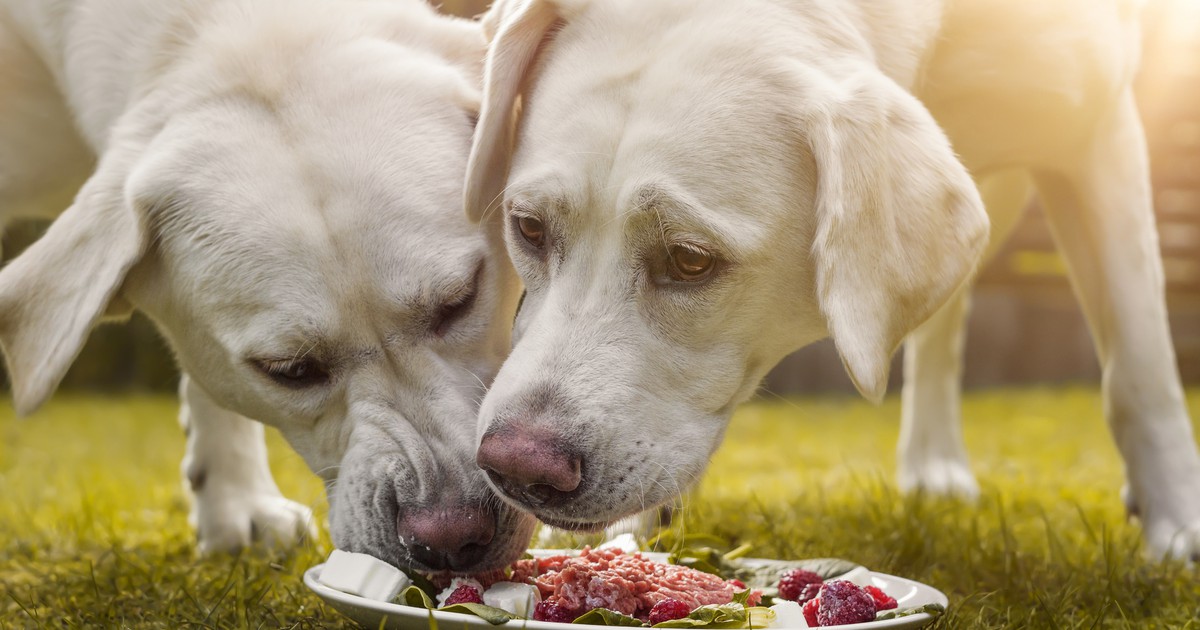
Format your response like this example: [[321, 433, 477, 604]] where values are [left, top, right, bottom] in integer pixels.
[[533, 601, 577, 623], [864, 585, 897, 611], [443, 584, 483, 606], [816, 581, 876, 626], [649, 599, 692, 625], [777, 569, 824, 601], [802, 598, 820, 627], [797, 582, 823, 604]]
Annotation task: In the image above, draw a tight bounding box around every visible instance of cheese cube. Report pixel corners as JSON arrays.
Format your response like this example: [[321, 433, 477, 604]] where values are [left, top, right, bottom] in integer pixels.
[[482, 581, 540, 617], [318, 549, 411, 601], [769, 600, 810, 628]]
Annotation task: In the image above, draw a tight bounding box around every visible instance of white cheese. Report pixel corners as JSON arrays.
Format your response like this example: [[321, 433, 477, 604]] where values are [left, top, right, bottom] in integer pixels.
[[482, 581, 541, 617], [318, 549, 411, 602], [769, 600, 810, 628]]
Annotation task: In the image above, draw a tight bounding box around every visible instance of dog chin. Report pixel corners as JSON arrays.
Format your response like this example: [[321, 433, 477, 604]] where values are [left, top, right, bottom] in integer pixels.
[[536, 515, 613, 533]]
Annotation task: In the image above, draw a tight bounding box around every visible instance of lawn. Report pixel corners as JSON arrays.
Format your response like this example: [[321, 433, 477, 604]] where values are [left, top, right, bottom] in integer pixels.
[[1, 389, 1198, 628]]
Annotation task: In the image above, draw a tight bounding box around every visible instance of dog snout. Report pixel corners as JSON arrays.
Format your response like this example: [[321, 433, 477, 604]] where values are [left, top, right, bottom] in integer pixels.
[[397, 504, 496, 571], [477, 427, 582, 508]]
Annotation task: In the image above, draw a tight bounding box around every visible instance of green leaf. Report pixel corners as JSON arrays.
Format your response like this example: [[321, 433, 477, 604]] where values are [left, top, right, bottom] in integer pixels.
[[439, 603, 517, 625], [874, 603, 947, 620], [397, 584, 436, 609], [652, 603, 775, 629], [571, 608, 646, 626]]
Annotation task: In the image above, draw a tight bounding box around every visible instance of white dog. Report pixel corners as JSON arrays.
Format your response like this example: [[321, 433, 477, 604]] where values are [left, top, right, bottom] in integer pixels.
[[0, 0, 537, 572], [465, 0, 1200, 560]]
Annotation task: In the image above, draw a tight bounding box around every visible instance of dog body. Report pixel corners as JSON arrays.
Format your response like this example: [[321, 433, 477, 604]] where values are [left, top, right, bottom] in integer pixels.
[[467, 0, 1200, 559], [0, 0, 536, 571]]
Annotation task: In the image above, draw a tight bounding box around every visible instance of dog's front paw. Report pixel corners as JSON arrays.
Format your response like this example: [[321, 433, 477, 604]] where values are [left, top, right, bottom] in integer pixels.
[[193, 492, 317, 554], [1127, 488, 1200, 562], [897, 456, 979, 500]]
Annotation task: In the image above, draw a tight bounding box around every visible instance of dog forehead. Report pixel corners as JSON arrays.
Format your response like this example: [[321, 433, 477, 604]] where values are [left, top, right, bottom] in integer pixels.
[[510, 13, 813, 252], [144, 100, 482, 305]]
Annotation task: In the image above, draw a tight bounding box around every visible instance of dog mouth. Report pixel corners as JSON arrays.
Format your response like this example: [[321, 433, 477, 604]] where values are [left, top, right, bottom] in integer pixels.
[[535, 515, 613, 533]]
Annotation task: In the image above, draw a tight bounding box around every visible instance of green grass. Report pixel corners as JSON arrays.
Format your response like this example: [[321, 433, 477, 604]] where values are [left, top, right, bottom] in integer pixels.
[[2, 389, 1199, 628]]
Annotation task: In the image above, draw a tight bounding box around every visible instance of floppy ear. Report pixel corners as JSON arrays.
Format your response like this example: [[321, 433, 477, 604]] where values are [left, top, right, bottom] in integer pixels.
[[0, 141, 149, 415], [465, 0, 581, 223], [806, 67, 989, 403]]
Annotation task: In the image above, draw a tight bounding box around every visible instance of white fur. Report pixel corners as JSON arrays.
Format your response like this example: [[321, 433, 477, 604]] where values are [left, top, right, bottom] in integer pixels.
[[0, 0, 536, 568], [467, 0, 1200, 560]]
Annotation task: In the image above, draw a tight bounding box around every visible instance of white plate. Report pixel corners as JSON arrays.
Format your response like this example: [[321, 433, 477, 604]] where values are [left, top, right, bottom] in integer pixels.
[[305, 558, 948, 630]]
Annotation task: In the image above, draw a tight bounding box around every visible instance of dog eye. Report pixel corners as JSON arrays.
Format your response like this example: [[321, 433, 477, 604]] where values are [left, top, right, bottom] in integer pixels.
[[432, 285, 478, 337], [254, 358, 330, 388], [668, 244, 716, 282], [516, 215, 546, 249]]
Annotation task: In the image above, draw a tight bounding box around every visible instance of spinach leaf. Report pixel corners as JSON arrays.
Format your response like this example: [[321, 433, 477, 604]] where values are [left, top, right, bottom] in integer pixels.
[[439, 603, 518, 625], [875, 603, 947, 620], [652, 603, 775, 629], [571, 609, 645, 626]]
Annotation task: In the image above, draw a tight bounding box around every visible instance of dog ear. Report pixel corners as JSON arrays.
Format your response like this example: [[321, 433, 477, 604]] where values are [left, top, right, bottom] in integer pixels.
[[0, 132, 151, 416], [466, 0, 585, 223], [805, 66, 989, 403]]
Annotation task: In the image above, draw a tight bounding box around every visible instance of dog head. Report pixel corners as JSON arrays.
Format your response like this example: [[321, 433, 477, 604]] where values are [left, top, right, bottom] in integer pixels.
[[465, 0, 988, 530], [0, 0, 535, 572]]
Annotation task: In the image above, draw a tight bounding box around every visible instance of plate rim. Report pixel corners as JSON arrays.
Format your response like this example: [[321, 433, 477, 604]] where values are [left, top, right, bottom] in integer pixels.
[[303, 558, 949, 630]]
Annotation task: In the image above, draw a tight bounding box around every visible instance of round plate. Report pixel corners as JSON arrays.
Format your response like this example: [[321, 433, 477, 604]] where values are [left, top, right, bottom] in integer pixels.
[[304, 559, 948, 630]]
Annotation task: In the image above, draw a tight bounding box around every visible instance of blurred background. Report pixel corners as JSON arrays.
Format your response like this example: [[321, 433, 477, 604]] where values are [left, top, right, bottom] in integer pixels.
[[4, 0, 1199, 398]]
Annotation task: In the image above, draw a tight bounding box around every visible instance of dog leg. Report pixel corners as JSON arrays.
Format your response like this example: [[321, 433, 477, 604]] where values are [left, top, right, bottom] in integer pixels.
[[898, 287, 977, 498], [179, 374, 317, 553], [898, 170, 1032, 498], [1034, 92, 1200, 561]]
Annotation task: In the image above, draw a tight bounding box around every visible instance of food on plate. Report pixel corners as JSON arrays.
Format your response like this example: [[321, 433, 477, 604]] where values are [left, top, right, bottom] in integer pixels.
[[317, 549, 411, 601], [812, 580, 877, 626], [511, 546, 761, 622], [776, 569, 824, 602], [315, 541, 944, 628]]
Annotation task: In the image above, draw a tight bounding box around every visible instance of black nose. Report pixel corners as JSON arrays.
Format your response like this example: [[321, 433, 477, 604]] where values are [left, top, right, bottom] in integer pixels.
[[397, 504, 496, 571], [476, 426, 581, 509]]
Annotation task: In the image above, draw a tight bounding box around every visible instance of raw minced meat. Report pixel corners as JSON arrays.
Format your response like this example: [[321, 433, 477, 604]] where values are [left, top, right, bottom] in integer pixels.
[[507, 547, 761, 621]]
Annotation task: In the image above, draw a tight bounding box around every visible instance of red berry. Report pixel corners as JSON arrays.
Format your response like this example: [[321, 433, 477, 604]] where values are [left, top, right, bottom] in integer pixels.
[[864, 585, 897, 611], [777, 569, 824, 601], [649, 598, 692, 625], [816, 581, 876, 626], [444, 584, 483, 605], [797, 582, 823, 604], [533, 601, 577, 623], [802, 598, 820, 627]]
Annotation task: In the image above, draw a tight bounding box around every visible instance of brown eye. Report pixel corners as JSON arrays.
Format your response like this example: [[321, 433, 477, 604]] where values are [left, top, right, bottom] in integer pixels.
[[669, 245, 716, 282], [517, 215, 546, 249]]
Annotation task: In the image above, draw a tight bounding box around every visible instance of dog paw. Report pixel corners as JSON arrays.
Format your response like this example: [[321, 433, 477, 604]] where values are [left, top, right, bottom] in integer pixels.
[[1141, 515, 1200, 563], [194, 493, 317, 554], [897, 457, 979, 500]]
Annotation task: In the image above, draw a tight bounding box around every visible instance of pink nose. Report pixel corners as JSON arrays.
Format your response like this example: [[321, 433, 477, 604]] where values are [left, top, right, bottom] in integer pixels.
[[397, 504, 495, 571], [476, 427, 582, 508]]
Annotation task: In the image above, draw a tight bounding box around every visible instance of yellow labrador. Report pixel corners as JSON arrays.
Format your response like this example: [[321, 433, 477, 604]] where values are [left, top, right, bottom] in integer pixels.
[[0, 0, 535, 572], [466, 0, 1200, 560]]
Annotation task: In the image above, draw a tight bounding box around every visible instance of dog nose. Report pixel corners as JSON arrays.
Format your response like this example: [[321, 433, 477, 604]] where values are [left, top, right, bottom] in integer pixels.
[[397, 505, 496, 571], [477, 427, 581, 508]]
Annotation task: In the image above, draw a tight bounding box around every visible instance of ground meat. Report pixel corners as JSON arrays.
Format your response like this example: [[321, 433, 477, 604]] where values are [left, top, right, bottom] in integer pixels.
[[507, 547, 761, 621]]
